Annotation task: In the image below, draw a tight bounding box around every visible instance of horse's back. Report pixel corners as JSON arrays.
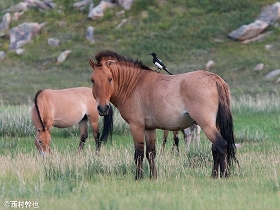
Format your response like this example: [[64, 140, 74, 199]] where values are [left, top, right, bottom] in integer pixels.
[[42, 87, 96, 106], [35, 87, 97, 127]]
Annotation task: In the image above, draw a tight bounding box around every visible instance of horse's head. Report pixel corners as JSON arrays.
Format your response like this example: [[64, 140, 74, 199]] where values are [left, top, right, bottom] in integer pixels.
[[34, 128, 51, 156], [89, 58, 115, 116]]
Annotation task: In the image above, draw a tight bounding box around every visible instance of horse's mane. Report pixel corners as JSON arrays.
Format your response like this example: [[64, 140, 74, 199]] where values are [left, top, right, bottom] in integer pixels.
[[95, 50, 152, 71], [34, 90, 45, 131]]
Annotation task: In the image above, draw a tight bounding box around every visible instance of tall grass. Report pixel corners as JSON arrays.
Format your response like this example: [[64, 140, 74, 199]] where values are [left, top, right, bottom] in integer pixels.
[[232, 92, 280, 113], [0, 105, 33, 137], [1, 92, 279, 138]]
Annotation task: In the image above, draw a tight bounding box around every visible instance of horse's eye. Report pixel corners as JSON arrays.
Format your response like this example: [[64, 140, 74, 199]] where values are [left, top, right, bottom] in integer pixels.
[[109, 78, 112, 83], [91, 79, 94, 84], [38, 140, 42, 144]]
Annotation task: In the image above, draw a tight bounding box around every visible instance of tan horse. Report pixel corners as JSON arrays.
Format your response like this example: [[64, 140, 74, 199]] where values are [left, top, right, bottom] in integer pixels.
[[184, 124, 201, 151], [89, 50, 238, 179], [31, 87, 113, 155], [162, 130, 180, 153], [162, 125, 201, 153]]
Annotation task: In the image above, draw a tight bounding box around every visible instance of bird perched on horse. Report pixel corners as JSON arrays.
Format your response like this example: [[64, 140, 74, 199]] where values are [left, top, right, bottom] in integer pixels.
[[150, 52, 173, 75]]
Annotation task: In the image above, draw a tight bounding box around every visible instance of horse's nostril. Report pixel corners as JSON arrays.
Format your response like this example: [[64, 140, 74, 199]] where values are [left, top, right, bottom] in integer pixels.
[[97, 105, 102, 113], [106, 104, 110, 112]]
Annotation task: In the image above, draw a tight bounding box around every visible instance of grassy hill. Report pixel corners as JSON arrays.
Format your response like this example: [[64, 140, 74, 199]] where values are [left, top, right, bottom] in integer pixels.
[[1, 0, 280, 104]]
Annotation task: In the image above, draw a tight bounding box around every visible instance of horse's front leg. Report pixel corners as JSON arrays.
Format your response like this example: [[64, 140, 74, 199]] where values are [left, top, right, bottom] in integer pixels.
[[145, 129, 157, 179], [130, 124, 145, 180]]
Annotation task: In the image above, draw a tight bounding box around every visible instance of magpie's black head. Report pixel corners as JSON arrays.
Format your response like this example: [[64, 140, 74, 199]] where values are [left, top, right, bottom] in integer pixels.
[[150, 53, 157, 57]]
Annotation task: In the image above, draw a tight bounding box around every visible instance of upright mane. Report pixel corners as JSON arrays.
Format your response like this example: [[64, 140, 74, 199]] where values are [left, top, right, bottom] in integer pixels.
[[95, 50, 152, 71]]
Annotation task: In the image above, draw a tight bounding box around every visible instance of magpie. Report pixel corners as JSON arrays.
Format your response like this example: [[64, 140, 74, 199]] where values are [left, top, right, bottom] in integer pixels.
[[150, 53, 173, 75]]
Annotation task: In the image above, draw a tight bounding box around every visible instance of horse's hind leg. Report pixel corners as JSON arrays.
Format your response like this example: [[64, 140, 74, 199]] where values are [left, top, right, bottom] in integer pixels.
[[145, 129, 157, 179], [194, 125, 201, 150], [202, 126, 228, 178], [161, 130, 168, 153], [89, 119, 100, 152], [184, 127, 192, 152], [77, 118, 88, 153], [211, 138, 228, 178], [171, 131, 179, 153], [211, 144, 219, 177]]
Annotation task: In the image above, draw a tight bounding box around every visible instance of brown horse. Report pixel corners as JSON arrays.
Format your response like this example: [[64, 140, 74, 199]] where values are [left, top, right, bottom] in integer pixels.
[[162, 130, 180, 153], [162, 125, 201, 153], [89, 50, 238, 179], [31, 87, 113, 155]]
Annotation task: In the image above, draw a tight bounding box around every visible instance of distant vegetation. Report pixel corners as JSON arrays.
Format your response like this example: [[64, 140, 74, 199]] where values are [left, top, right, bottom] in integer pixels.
[[1, 3, 280, 209], [0, 0, 280, 104]]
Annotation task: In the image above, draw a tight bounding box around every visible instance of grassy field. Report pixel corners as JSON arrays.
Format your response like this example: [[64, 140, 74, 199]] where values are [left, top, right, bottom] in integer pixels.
[[1, 0, 280, 209], [1, 0, 280, 104], [0, 93, 280, 210]]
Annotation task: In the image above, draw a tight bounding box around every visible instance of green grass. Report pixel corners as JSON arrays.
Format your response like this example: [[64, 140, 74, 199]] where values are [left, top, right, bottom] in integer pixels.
[[1, 94, 280, 209], [1, 0, 280, 104], [0, 133, 279, 210]]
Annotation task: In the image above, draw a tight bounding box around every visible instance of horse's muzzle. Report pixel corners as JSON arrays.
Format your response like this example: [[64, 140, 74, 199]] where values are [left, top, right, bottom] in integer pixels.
[[97, 104, 110, 116]]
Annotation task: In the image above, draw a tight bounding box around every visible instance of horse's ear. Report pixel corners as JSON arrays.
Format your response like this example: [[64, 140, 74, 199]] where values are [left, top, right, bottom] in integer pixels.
[[105, 60, 116, 68], [89, 58, 96, 69]]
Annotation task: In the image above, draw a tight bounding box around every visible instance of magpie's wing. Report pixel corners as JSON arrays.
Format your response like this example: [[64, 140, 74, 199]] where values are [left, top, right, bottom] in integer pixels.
[[155, 62, 163, 69], [159, 60, 166, 68]]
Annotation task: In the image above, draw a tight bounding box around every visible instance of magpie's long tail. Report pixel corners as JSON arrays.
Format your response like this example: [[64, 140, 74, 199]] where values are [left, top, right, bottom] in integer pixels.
[[163, 68, 173, 75]]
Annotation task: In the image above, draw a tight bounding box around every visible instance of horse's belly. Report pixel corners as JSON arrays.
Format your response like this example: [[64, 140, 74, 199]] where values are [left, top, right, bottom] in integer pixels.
[[53, 112, 85, 128], [53, 119, 78, 128], [165, 112, 194, 130], [146, 110, 195, 130]]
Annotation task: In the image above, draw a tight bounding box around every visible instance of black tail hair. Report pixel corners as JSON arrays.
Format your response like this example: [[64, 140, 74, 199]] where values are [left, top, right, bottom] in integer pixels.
[[34, 90, 45, 131], [216, 82, 239, 167], [100, 104, 114, 143]]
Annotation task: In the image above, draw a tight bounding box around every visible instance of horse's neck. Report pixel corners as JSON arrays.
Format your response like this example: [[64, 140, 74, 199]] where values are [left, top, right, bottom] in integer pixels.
[[111, 65, 147, 106]]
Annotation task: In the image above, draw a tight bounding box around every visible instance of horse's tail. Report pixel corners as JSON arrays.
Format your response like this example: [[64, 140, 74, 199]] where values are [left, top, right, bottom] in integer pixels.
[[100, 104, 114, 143], [34, 90, 45, 131], [216, 81, 239, 167]]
